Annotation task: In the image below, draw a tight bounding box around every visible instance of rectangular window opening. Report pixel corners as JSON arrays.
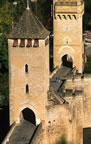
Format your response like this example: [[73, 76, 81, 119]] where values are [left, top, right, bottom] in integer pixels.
[[20, 39, 25, 47], [33, 39, 39, 47], [27, 39, 32, 47], [13, 39, 18, 47]]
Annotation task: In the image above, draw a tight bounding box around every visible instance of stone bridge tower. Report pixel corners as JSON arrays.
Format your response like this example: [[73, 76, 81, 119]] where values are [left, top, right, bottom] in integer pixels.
[[8, 7, 49, 128], [53, 0, 84, 73]]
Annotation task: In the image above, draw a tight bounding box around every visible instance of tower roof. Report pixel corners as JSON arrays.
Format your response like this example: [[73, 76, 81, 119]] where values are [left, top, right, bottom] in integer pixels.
[[8, 9, 49, 39]]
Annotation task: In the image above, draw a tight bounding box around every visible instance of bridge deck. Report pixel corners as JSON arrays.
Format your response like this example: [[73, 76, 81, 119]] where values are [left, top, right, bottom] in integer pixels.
[[6, 120, 36, 144], [50, 66, 71, 91]]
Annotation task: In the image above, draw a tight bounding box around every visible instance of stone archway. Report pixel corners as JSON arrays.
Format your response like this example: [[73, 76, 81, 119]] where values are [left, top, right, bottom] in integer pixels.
[[20, 108, 36, 125], [61, 54, 73, 68], [58, 46, 74, 68]]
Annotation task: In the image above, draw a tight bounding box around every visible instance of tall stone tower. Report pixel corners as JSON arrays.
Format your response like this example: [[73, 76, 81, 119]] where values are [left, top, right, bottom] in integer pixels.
[[8, 7, 49, 126], [53, 0, 84, 73]]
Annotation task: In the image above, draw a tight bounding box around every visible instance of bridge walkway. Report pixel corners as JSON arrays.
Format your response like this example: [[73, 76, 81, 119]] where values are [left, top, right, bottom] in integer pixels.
[[50, 66, 72, 91], [6, 120, 36, 144]]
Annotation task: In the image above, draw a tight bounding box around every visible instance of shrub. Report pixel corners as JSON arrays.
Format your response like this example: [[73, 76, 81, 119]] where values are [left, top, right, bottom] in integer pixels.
[[57, 135, 67, 144]]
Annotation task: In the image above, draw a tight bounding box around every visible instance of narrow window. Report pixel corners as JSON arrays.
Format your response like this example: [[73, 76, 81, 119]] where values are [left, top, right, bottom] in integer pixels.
[[33, 39, 39, 47], [45, 38, 49, 46], [25, 64, 28, 73], [66, 40, 69, 44], [13, 39, 18, 47], [73, 15, 76, 20], [20, 39, 25, 47], [26, 84, 29, 94], [27, 39, 32, 47]]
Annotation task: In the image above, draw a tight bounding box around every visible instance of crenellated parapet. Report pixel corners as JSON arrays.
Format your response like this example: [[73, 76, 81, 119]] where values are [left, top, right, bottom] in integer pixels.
[[54, 0, 84, 19], [53, 0, 85, 73]]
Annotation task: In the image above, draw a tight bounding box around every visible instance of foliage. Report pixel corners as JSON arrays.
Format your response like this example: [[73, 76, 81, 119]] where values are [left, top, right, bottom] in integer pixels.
[[84, 55, 91, 73], [84, 0, 91, 30], [0, 1, 16, 106], [57, 136, 67, 144]]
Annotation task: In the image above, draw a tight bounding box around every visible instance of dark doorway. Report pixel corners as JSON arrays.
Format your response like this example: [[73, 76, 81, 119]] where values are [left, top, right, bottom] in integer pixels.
[[62, 54, 73, 68], [0, 106, 10, 143], [22, 108, 36, 125], [83, 128, 91, 144]]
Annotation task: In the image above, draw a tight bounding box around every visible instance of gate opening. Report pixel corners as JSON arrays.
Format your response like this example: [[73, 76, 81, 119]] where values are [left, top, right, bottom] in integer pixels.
[[62, 54, 73, 68], [21, 108, 36, 125]]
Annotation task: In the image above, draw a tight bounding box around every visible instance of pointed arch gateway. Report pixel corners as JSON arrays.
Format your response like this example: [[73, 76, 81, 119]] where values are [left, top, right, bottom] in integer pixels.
[[59, 46, 74, 68], [20, 108, 36, 125], [62, 54, 73, 68]]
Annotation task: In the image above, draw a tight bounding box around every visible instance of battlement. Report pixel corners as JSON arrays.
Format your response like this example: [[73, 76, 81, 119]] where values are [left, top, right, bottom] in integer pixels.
[[55, 0, 83, 4], [54, 0, 84, 18]]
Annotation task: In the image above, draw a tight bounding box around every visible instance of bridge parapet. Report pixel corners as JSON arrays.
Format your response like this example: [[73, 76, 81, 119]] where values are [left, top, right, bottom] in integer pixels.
[[30, 123, 43, 144], [2, 122, 16, 144]]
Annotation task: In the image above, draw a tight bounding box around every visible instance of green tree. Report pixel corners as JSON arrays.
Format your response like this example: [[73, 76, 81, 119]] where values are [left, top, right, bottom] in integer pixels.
[[0, 1, 16, 106], [84, 0, 91, 30], [57, 136, 67, 144]]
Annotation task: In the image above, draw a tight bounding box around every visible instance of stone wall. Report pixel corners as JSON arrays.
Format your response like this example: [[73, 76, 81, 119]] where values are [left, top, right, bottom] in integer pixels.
[[47, 105, 70, 144], [65, 75, 91, 128], [47, 93, 84, 144]]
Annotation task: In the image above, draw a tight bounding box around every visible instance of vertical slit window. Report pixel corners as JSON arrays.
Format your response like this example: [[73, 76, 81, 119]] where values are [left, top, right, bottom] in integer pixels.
[[25, 64, 28, 73], [27, 39, 32, 47], [20, 39, 25, 47], [13, 39, 18, 47], [33, 39, 39, 47], [26, 84, 29, 94]]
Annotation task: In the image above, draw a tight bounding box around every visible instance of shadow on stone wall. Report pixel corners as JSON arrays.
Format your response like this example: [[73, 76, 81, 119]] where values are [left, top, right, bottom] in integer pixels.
[[0, 105, 10, 143]]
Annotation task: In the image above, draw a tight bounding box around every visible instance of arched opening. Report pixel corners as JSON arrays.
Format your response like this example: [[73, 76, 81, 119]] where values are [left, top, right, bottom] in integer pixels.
[[62, 54, 73, 68], [63, 15, 66, 19], [21, 108, 36, 125], [58, 15, 61, 19], [68, 15, 71, 19], [73, 15, 76, 20]]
